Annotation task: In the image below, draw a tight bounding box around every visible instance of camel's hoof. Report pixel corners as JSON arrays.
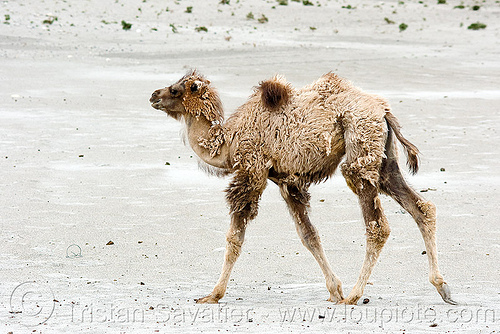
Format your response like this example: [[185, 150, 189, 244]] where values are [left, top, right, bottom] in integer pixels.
[[195, 295, 219, 304], [437, 282, 458, 305], [443, 297, 458, 305], [327, 297, 343, 304], [338, 297, 359, 305], [327, 291, 345, 304], [326, 281, 344, 304]]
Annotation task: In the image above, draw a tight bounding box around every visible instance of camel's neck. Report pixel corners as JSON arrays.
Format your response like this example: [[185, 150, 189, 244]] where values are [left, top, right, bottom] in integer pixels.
[[183, 114, 231, 170]]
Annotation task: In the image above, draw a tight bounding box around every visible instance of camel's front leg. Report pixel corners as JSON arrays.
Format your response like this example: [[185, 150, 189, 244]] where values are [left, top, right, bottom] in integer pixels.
[[196, 169, 267, 303], [342, 180, 391, 305], [196, 212, 248, 304], [280, 184, 344, 303]]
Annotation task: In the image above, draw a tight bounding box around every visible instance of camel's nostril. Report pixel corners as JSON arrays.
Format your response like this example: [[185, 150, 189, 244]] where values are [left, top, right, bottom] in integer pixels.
[[150, 90, 161, 100], [149, 93, 160, 103]]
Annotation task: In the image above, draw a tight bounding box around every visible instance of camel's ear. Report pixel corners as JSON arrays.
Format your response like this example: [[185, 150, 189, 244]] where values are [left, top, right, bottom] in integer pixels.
[[259, 78, 291, 110], [189, 80, 205, 93]]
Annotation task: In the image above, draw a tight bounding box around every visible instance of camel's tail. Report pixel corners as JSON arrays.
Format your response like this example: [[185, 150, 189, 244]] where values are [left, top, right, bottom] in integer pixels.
[[385, 111, 420, 175]]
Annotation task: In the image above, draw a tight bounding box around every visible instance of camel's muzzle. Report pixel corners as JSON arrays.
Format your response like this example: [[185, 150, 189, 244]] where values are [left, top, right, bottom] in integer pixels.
[[150, 90, 162, 109]]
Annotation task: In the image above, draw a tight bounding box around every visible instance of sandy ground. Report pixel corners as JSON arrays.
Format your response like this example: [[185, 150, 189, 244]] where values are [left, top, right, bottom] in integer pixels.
[[1, 0, 499, 333]]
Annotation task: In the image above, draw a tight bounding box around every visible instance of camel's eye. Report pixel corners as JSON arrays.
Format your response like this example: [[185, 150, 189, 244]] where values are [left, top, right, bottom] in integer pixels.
[[190, 80, 203, 93], [170, 87, 180, 97]]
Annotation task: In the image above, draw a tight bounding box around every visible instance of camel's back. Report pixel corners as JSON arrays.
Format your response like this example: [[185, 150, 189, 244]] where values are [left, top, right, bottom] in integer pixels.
[[226, 73, 389, 182], [310, 72, 390, 117]]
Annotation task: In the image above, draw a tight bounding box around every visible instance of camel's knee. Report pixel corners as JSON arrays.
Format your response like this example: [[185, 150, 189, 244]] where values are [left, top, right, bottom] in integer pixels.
[[225, 231, 244, 259], [225, 240, 242, 261], [341, 161, 381, 194], [226, 232, 243, 248], [366, 218, 391, 247], [417, 199, 436, 220], [416, 200, 437, 225]]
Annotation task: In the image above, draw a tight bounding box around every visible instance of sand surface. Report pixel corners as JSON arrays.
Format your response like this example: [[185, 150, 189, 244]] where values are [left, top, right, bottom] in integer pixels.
[[1, 0, 499, 333]]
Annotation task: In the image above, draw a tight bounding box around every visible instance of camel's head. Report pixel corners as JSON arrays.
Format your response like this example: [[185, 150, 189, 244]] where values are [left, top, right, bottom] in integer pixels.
[[150, 70, 223, 123]]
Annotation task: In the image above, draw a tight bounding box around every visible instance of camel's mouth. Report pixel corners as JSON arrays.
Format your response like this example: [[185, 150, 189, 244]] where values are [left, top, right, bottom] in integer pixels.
[[149, 89, 164, 110], [150, 99, 162, 110]]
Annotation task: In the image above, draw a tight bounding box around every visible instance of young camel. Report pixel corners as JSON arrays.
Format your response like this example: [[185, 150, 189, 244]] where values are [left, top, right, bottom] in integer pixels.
[[149, 70, 456, 305]]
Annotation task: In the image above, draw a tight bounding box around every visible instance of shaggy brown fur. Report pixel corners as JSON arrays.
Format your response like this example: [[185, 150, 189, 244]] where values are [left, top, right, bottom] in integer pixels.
[[258, 76, 292, 110], [150, 70, 456, 305]]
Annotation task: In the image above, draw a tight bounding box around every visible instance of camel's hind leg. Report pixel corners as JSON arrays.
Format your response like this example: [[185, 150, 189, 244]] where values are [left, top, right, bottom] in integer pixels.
[[280, 184, 344, 303], [380, 158, 457, 305], [341, 178, 391, 305], [339, 113, 392, 305]]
